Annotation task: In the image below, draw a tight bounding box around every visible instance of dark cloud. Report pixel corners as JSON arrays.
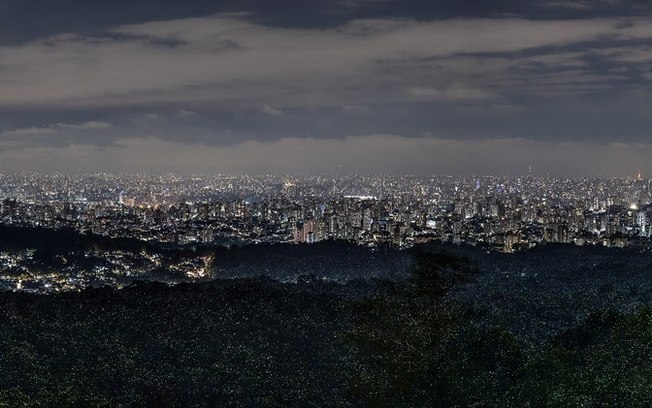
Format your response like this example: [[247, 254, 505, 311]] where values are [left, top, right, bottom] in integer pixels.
[[1, 2, 652, 175], [1, 0, 651, 44]]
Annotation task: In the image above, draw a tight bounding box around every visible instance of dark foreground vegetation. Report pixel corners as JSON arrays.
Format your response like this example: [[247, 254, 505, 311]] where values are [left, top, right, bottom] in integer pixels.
[[0, 243, 651, 407]]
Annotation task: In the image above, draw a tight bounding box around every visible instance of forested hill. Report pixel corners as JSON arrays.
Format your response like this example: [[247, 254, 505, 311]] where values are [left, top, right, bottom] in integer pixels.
[[0, 243, 651, 406]]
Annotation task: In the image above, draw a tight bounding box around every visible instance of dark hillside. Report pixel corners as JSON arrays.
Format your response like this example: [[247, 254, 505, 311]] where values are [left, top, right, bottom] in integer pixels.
[[0, 242, 651, 406]]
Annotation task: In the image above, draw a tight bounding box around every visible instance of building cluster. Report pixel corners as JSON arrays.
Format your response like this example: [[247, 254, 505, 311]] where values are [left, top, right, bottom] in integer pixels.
[[0, 246, 214, 293], [2, 173, 652, 252]]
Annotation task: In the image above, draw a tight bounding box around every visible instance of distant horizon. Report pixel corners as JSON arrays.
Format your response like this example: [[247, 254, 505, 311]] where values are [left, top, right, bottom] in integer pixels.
[[0, 171, 649, 181]]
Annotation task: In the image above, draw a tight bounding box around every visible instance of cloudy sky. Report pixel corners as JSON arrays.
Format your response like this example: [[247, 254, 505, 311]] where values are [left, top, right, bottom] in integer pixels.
[[1, 0, 652, 175]]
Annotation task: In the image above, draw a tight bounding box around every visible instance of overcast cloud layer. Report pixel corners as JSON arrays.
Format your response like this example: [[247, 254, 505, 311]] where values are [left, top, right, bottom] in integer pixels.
[[1, 0, 652, 175]]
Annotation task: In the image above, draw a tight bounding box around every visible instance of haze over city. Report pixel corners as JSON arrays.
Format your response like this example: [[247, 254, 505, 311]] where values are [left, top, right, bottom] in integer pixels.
[[0, 0, 652, 175]]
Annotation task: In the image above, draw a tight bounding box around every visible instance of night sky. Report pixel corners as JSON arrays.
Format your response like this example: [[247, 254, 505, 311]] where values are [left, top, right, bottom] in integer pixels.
[[1, 0, 652, 175]]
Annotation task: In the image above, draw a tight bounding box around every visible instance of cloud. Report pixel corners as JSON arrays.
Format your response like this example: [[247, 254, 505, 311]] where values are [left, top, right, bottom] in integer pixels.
[[539, 1, 594, 10], [0, 133, 648, 177], [342, 104, 370, 112], [539, 0, 624, 10], [262, 105, 283, 115], [1, 12, 652, 173], [1, 121, 112, 138], [55, 121, 113, 130], [407, 86, 494, 100], [1, 14, 652, 111], [1, 126, 56, 138], [177, 109, 197, 117], [133, 113, 161, 123]]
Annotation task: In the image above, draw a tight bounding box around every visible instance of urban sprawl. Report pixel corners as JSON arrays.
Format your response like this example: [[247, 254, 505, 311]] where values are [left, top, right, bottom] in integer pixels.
[[2, 173, 652, 252]]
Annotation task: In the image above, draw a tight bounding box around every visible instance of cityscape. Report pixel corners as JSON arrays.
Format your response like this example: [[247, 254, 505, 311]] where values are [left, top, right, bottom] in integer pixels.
[[3, 172, 652, 251], [4, 172, 652, 293]]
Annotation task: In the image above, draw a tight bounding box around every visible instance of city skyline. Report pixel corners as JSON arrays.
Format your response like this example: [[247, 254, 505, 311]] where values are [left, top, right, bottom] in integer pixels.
[[3, 171, 652, 293], [2, 1, 652, 175]]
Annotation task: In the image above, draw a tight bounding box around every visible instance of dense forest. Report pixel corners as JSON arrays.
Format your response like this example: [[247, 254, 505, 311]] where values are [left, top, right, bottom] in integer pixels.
[[0, 235, 651, 406]]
